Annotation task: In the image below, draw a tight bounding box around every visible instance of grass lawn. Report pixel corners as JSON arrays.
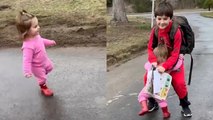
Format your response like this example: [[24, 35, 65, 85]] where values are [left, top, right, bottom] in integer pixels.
[[200, 11, 213, 18], [0, 0, 106, 26]]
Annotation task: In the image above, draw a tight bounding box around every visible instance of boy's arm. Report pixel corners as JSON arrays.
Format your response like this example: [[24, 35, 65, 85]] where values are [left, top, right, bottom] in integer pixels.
[[22, 48, 33, 77], [162, 28, 182, 70], [148, 28, 157, 64], [42, 38, 56, 47]]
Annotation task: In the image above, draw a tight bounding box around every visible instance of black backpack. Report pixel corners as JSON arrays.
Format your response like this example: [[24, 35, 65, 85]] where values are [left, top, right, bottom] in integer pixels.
[[153, 16, 195, 85]]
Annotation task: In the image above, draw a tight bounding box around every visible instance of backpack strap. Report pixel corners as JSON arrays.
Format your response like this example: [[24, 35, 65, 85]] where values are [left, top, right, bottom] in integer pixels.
[[153, 26, 158, 49], [188, 54, 193, 85], [169, 22, 179, 44]]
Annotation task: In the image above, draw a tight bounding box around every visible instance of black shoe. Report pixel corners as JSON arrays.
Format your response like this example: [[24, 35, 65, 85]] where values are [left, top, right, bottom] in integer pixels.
[[147, 98, 159, 112], [181, 106, 192, 117]]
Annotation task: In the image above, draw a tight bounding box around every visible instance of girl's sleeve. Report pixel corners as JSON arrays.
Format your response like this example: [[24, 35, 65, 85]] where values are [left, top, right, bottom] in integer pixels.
[[22, 48, 33, 76], [42, 38, 56, 47], [162, 28, 182, 70], [148, 28, 157, 63]]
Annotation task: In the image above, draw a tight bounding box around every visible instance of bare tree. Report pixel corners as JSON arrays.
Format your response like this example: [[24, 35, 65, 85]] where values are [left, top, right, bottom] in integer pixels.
[[112, 0, 128, 23]]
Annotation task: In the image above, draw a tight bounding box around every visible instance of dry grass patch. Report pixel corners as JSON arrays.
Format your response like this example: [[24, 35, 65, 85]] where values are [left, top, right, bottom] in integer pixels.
[[0, 0, 106, 47], [200, 12, 213, 18], [107, 16, 151, 67]]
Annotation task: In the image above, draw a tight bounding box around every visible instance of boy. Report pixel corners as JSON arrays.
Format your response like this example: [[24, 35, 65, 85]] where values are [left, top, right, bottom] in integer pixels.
[[138, 1, 192, 117]]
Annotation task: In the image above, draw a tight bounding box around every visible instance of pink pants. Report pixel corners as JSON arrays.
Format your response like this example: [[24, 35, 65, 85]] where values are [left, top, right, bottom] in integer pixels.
[[32, 62, 53, 85], [138, 91, 168, 108]]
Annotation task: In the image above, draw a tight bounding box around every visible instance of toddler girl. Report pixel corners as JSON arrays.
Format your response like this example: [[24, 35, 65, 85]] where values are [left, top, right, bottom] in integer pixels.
[[138, 44, 171, 118], [15, 10, 56, 96]]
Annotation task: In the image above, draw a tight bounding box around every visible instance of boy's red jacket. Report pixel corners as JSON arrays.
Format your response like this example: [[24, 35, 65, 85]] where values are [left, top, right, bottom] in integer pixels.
[[147, 21, 182, 70]]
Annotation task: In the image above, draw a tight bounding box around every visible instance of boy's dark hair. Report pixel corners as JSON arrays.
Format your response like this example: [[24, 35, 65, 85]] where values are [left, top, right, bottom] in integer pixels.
[[154, 1, 173, 18]]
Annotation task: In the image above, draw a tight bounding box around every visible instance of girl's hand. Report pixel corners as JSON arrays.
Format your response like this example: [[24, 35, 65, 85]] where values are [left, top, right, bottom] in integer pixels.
[[53, 41, 56, 46], [151, 62, 157, 67], [25, 73, 32, 78], [157, 66, 165, 73]]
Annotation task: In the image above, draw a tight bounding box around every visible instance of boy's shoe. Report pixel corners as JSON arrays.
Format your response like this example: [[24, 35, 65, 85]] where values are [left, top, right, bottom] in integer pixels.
[[40, 84, 54, 97], [181, 106, 192, 117], [148, 98, 159, 112]]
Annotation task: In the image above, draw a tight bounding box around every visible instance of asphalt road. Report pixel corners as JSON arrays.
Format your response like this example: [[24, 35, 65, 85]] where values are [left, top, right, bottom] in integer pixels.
[[0, 47, 107, 120]]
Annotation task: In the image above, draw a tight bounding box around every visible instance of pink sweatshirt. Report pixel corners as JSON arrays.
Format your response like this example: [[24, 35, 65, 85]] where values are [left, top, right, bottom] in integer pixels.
[[22, 35, 56, 76]]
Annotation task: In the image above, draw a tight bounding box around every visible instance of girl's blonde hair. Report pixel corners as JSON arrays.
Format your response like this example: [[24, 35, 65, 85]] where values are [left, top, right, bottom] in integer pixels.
[[15, 10, 35, 40], [153, 44, 168, 64]]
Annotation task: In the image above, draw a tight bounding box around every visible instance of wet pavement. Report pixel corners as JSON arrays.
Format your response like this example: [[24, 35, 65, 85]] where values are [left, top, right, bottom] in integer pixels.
[[0, 47, 107, 120], [107, 12, 213, 120]]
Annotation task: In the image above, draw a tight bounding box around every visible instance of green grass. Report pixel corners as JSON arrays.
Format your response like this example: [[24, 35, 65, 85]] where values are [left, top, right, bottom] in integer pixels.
[[127, 15, 151, 30], [200, 12, 213, 18], [138, 22, 151, 30]]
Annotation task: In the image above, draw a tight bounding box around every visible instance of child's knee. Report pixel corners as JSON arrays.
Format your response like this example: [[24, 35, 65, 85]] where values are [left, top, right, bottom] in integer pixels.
[[46, 64, 53, 74], [158, 100, 167, 108], [138, 92, 149, 103], [47, 65, 53, 71]]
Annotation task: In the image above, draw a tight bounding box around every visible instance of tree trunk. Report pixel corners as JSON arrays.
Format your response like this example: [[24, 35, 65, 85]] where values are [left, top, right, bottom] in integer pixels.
[[112, 0, 128, 23], [179, 0, 184, 9], [208, 5, 211, 11]]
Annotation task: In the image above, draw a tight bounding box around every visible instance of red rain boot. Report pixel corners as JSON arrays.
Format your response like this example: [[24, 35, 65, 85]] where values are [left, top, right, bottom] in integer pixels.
[[40, 84, 54, 97], [138, 101, 148, 116], [162, 107, 171, 119]]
